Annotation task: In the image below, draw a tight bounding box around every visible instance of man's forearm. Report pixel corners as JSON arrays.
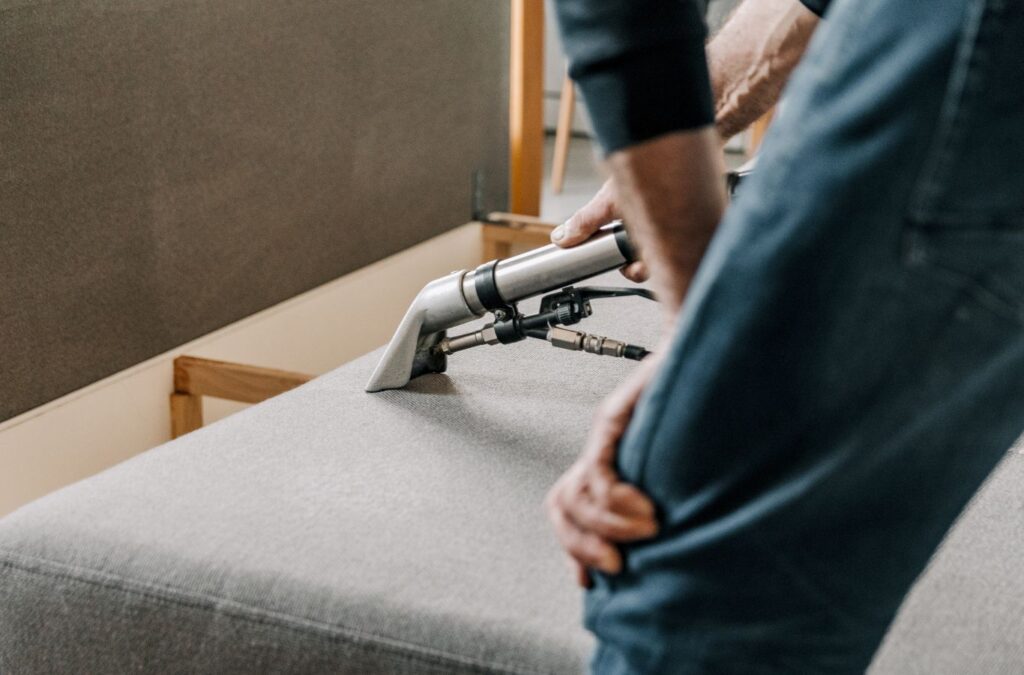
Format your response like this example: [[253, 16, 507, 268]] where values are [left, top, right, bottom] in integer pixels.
[[607, 130, 727, 320], [605, 1, 816, 322], [709, 0, 820, 140], [557, 0, 816, 325]]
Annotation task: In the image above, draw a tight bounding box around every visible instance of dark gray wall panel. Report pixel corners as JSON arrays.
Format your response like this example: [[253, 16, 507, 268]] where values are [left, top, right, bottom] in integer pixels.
[[0, 0, 509, 421]]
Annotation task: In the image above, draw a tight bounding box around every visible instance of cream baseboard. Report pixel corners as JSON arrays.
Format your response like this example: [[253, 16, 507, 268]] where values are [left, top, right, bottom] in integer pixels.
[[0, 224, 483, 517]]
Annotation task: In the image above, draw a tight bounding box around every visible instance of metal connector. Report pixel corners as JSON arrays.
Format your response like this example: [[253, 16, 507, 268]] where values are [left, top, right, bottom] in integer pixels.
[[548, 327, 627, 357], [437, 325, 500, 355]]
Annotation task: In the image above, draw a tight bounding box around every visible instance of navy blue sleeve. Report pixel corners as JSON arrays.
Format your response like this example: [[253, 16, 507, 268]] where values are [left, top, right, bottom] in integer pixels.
[[552, 0, 714, 155], [798, 0, 831, 16]]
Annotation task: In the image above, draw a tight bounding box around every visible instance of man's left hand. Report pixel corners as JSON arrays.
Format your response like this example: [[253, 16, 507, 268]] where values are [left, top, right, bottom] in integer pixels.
[[545, 355, 662, 587]]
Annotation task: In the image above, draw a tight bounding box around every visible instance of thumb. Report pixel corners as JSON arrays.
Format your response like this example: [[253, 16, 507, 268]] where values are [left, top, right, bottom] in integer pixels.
[[552, 182, 618, 248]]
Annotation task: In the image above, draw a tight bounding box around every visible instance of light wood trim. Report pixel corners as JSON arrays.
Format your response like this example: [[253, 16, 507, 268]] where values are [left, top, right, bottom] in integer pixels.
[[483, 235, 512, 263], [551, 73, 576, 194], [509, 0, 545, 216], [487, 211, 560, 228], [480, 221, 556, 262], [169, 393, 203, 439], [174, 356, 312, 404], [171, 356, 313, 438]]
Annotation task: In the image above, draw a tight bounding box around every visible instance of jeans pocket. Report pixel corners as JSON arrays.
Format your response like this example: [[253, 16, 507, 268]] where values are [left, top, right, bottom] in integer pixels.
[[902, 222, 1024, 325], [902, 0, 1024, 324], [909, 0, 1024, 224]]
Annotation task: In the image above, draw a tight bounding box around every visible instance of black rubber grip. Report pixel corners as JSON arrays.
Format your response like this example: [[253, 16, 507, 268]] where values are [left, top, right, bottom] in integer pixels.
[[624, 345, 649, 361], [612, 222, 638, 263], [473, 260, 508, 311]]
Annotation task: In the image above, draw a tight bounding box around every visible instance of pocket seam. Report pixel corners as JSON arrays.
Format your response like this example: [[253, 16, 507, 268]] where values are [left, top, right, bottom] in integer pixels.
[[901, 225, 1024, 326], [907, 0, 995, 222]]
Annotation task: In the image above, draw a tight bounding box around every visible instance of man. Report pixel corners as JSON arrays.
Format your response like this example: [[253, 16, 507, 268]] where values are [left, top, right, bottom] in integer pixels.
[[545, 0, 1024, 672]]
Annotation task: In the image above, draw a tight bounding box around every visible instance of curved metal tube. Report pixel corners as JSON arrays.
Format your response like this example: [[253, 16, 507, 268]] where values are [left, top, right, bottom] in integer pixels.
[[365, 223, 636, 392]]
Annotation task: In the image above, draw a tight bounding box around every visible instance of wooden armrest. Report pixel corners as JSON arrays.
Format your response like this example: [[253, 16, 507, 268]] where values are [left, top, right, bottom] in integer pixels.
[[479, 213, 558, 262], [170, 356, 313, 438]]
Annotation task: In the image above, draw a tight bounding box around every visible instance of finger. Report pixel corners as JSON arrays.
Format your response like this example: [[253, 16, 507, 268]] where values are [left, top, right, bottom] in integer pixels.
[[573, 466, 658, 539], [582, 358, 663, 463], [552, 454, 653, 522], [565, 451, 656, 520], [581, 461, 616, 503], [568, 494, 658, 542], [620, 261, 649, 283], [607, 481, 657, 519], [568, 557, 593, 588], [587, 470, 657, 520], [552, 206, 610, 247], [583, 395, 641, 463], [549, 501, 623, 574], [551, 181, 618, 248]]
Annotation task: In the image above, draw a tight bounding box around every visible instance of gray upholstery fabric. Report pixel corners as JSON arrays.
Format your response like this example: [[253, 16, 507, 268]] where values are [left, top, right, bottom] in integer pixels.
[[0, 0, 509, 422], [0, 283, 657, 673], [1, 276, 1022, 672], [869, 450, 1024, 674]]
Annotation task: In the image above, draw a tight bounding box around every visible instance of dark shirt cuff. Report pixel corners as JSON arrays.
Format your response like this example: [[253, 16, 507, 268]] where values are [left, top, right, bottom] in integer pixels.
[[572, 38, 715, 155], [798, 0, 830, 16]]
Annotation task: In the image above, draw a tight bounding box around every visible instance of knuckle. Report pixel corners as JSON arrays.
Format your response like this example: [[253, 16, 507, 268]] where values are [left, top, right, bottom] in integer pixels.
[[570, 539, 602, 566], [564, 532, 589, 559], [563, 473, 583, 498]]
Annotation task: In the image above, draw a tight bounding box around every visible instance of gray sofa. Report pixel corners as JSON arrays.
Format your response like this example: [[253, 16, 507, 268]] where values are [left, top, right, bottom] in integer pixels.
[[1, 279, 1022, 673]]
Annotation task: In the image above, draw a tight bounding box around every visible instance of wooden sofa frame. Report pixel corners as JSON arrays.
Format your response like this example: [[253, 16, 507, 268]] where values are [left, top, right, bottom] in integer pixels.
[[170, 357, 313, 439]]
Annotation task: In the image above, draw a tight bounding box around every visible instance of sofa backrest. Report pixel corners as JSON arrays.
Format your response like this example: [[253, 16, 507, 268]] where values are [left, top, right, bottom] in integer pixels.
[[0, 0, 509, 421]]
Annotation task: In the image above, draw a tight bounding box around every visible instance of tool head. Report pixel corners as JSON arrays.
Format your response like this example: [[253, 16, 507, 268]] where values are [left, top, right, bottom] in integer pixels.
[[364, 271, 479, 392], [366, 222, 638, 392]]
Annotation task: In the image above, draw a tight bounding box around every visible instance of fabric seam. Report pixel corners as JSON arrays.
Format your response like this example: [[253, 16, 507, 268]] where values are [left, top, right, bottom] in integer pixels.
[[0, 550, 550, 675]]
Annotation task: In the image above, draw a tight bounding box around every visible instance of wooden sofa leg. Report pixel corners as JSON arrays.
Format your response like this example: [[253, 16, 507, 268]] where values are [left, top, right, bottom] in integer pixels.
[[170, 393, 203, 439], [509, 0, 545, 217], [550, 72, 575, 195]]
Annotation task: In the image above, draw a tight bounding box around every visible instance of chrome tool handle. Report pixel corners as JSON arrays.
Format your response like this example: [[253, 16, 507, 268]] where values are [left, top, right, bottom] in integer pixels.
[[460, 221, 634, 315]]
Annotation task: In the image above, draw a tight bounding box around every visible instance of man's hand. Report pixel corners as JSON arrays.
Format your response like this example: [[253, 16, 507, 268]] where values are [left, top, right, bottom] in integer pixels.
[[546, 354, 663, 587], [544, 0, 819, 591], [550, 180, 649, 283], [548, 0, 820, 286]]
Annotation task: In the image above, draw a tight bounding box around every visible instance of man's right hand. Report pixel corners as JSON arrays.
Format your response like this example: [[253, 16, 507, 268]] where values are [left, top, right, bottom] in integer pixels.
[[550, 179, 649, 283]]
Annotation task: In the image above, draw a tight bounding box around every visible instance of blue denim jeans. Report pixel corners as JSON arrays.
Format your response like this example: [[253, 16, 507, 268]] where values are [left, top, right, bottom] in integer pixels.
[[587, 0, 1024, 672]]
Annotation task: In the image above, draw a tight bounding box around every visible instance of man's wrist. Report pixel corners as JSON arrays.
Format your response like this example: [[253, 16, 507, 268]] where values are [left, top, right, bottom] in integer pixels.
[[606, 129, 727, 316]]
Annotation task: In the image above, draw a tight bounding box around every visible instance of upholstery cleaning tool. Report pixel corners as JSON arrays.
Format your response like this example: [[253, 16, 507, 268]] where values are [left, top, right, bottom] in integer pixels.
[[366, 222, 654, 392]]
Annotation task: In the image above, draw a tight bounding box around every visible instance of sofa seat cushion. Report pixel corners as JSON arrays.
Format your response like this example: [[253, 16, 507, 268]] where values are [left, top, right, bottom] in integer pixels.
[[0, 286, 661, 673], [1, 275, 1022, 673]]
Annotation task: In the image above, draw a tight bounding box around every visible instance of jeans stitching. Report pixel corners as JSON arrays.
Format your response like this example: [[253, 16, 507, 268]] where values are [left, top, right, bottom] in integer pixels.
[[0, 550, 544, 675], [909, 0, 996, 221], [900, 0, 1024, 325], [902, 234, 1024, 326], [746, 529, 876, 635]]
